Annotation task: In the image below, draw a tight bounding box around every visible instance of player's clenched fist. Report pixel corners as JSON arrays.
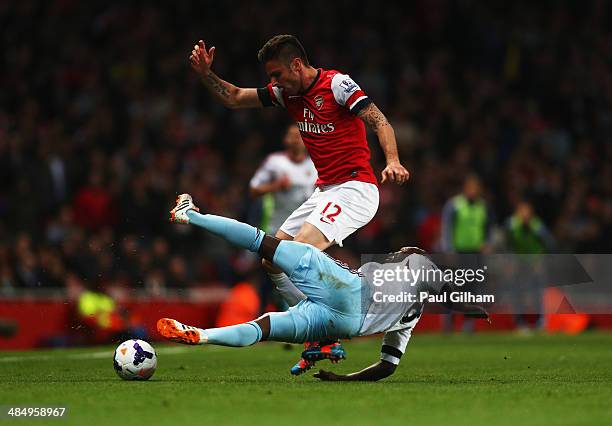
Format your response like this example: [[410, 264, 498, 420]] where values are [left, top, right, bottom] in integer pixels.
[[189, 40, 215, 75], [381, 161, 410, 185]]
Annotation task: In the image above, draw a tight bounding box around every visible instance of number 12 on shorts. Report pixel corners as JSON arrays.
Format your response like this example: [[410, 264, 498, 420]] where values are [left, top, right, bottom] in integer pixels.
[[320, 202, 342, 224]]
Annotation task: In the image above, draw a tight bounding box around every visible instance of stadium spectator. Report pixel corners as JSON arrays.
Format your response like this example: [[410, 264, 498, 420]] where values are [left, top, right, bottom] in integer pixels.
[[504, 200, 555, 333]]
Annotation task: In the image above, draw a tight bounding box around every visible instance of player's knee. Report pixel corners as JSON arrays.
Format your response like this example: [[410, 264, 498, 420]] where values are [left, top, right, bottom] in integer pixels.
[[274, 229, 294, 241], [294, 224, 332, 250], [293, 230, 321, 246]]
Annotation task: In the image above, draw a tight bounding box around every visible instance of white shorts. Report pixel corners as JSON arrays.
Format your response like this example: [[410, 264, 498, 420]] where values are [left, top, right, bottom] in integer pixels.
[[279, 180, 379, 246]]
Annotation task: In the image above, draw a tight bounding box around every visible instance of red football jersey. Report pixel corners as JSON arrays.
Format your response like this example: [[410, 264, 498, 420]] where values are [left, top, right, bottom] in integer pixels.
[[258, 69, 377, 186]]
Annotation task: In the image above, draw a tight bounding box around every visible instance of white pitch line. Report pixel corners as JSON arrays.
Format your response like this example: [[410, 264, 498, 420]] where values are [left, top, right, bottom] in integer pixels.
[[0, 346, 191, 363]]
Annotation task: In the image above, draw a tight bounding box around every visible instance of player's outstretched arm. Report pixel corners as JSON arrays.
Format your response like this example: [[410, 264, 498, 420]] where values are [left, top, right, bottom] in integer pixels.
[[189, 40, 262, 109], [357, 103, 410, 185], [314, 360, 397, 382]]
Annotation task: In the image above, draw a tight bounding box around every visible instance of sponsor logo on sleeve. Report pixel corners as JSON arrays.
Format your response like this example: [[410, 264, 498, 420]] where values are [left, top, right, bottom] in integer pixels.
[[340, 78, 358, 93]]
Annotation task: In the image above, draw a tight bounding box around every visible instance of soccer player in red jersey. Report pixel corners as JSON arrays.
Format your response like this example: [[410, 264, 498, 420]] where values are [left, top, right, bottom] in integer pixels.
[[189, 34, 409, 374]]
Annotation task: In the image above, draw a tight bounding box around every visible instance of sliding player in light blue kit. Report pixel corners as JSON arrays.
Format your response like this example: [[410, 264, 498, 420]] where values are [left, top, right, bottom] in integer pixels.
[[158, 194, 489, 381]]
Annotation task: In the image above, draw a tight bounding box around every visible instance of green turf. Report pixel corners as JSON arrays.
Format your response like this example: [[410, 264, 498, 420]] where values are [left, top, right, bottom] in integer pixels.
[[1, 333, 611, 426]]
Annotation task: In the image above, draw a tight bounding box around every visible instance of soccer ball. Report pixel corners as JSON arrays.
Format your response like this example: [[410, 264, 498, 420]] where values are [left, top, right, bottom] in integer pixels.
[[113, 339, 157, 380]]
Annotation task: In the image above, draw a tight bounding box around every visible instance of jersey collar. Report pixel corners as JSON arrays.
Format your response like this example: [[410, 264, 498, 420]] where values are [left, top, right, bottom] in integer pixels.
[[300, 69, 321, 95]]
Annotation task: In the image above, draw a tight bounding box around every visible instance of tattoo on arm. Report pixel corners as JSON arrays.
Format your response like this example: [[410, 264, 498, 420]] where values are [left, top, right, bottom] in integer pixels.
[[204, 71, 230, 99], [358, 103, 390, 131]]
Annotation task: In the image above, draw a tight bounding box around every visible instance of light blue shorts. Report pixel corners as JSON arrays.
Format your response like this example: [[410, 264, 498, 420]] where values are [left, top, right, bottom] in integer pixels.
[[267, 240, 365, 343]]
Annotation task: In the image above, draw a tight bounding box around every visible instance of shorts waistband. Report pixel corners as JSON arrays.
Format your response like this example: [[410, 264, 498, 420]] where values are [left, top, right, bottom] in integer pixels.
[[317, 183, 341, 192], [316, 180, 377, 192]]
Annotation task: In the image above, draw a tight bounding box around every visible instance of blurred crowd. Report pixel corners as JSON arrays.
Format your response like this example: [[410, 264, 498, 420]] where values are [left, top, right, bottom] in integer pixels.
[[1, 0, 611, 295]]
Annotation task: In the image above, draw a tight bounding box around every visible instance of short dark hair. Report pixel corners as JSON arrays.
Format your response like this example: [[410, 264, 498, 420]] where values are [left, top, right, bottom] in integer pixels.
[[257, 35, 309, 66]]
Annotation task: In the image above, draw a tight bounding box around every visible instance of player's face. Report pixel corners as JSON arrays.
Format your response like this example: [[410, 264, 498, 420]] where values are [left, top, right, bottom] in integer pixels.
[[265, 59, 301, 95]]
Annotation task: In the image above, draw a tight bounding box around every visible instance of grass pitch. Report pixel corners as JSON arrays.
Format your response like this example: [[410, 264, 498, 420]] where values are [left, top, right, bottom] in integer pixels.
[[1, 333, 611, 426]]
